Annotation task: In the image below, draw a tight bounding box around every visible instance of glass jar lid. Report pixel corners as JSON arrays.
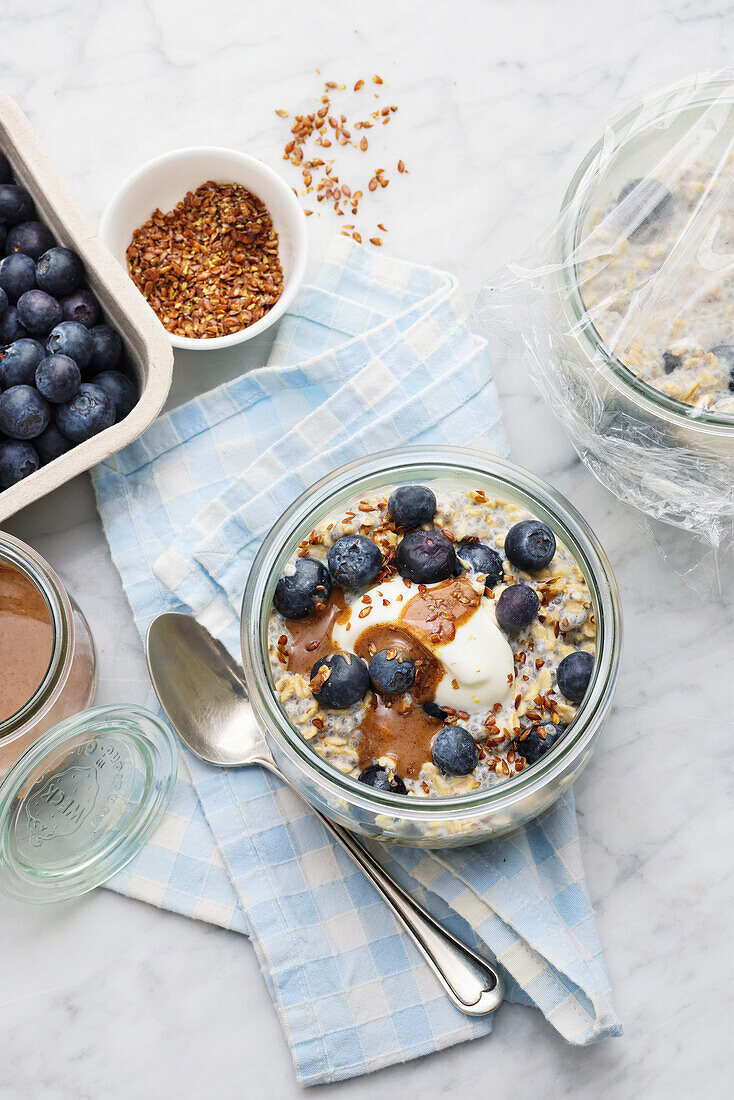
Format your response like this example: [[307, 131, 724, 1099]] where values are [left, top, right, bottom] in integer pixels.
[[0, 704, 177, 903]]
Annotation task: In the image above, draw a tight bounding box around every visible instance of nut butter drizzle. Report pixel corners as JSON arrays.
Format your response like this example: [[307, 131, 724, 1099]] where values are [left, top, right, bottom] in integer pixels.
[[0, 564, 54, 724]]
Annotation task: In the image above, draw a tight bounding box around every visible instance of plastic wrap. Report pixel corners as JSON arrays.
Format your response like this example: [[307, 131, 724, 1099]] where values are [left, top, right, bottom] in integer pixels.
[[476, 72, 734, 553]]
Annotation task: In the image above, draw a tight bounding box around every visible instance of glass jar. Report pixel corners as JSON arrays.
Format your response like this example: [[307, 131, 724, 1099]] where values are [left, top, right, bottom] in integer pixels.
[[240, 446, 622, 848]]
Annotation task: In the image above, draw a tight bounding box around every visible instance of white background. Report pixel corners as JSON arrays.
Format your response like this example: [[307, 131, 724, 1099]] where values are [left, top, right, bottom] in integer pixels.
[[2, 1, 733, 1097]]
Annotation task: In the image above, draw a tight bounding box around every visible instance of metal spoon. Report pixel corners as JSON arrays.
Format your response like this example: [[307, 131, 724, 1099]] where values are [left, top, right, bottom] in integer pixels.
[[146, 612, 504, 1017]]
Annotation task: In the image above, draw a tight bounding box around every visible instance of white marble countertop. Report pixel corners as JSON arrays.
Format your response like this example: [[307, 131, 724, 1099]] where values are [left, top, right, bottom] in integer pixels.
[[1, 1, 733, 1096]]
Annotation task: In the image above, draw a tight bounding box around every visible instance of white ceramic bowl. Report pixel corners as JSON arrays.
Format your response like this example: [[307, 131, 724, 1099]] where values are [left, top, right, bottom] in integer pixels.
[[99, 146, 308, 351]]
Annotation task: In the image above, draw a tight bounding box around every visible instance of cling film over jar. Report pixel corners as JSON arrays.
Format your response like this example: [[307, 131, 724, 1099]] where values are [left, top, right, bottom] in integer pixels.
[[476, 71, 734, 552]]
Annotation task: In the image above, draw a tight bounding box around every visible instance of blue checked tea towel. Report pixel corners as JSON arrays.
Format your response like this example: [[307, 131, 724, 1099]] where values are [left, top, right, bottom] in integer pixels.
[[92, 238, 621, 1086]]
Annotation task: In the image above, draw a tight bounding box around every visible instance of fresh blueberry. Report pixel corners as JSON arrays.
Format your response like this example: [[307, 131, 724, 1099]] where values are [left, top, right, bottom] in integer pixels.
[[432, 725, 479, 776], [0, 184, 34, 225], [387, 484, 437, 528], [0, 439, 39, 487], [92, 370, 137, 421], [34, 422, 72, 464], [455, 539, 504, 588], [368, 649, 416, 695], [61, 289, 99, 329], [662, 350, 681, 374], [514, 721, 563, 765], [0, 288, 7, 317], [55, 382, 114, 442], [273, 557, 331, 619], [0, 339, 46, 387], [327, 534, 382, 587], [710, 344, 734, 393], [556, 650, 594, 703], [5, 221, 55, 262], [35, 354, 81, 404], [395, 528, 457, 583], [46, 320, 94, 371], [0, 305, 29, 343], [0, 253, 37, 303], [0, 154, 11, 184], [495, 584, 540, 632], [616, 177, 673, 242], [358, 765, 407, 794], [310, 652, 370, 708], [505, 520, 556, 572], [422, 700, 449, 721], [0, 385, 51, 440], [0, 225, 6, 254], [89, 324, 122, 372], [36, 247, 83, 298], [17, 290, 62, 336]]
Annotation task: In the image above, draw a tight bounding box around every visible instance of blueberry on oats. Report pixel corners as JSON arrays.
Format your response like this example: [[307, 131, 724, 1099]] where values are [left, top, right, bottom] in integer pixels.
[[495, 583, 539, 632], [274, 557, 331, 619], [557, 650, 594, 703], [395, 528, 456, 583], [514, 721, 563, 765], [387, 484, 436, 528], [358, 765, 407, 794], [455, 539, 504, 587], [328, 534, 382, 587], [432, 725, 479, 776], [368, 649, 415, 696], [310, 652, 369, 708], [505, 520, 555, 572]]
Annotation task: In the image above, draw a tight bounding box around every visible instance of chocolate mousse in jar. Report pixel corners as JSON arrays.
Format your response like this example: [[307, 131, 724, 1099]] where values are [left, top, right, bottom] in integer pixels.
[[0, 532, 97, 778]]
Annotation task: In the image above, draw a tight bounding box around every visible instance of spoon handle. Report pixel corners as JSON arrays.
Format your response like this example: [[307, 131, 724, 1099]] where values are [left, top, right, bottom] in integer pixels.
[[255, 755, 504, 1016]]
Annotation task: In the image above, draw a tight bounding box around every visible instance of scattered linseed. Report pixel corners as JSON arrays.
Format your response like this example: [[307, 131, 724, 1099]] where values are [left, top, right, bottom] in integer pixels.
[[126, 181, 283, 339]]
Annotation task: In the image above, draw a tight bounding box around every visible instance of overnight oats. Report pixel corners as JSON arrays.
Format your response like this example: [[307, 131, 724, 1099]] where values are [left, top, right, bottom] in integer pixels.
[[267, 481, 596, 799]]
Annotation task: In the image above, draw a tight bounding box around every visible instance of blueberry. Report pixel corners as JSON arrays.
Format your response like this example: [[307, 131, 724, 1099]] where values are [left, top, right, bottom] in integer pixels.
[[395, 528, 457, 583], [92, 370, 137, 421], [0, 288, 7, 317], [35, 423, 72, 464], [0, 184, 34, 225], [61, 289, 99, 329], [422, 700, 449, 721], [0, 339, 46, 387], [514, 721, 563, 765], [662, 350, 681, 374], [387, 484, 437, 528], [505, 520, 556, 572], [46, 320, 94, 371], [310, 652, 369, 708], [273, 557, 331, 619], [5, 221, 55, 262], [358, 765, 407, 794], [0, 226, 6, 254], [0, 154, 11, 184], [0, 385, 50, 440], [710, 344, 734, 393], [432, 725, 479, 776], [616, 178, 673, 241], [55, 382, 114, 442], [327, 534, 382, 587], [0, 305, 29, 343], [557, 650, 594, 703], [0, 253, 37, 303], [35, 354, 81, 404], [36, 247, 83, 298], [368, 649, 416, 695], [17, 290, 62, 336], [455, 539, 504, 587], [0, 439, 39, 487], [89, 324, 122, 372], [495, 584, 540, 632]]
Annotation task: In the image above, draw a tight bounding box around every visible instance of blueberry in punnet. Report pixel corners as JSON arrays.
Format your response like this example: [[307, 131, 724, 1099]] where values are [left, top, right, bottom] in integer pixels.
[[0, 154, 11, 184], [495, 584, 540, 632], [358, 765, 407, 794], [395, 528, 457, 583], [327, 534, 382, 587], [93, 370, 137, 421], [17, 289, 62, 336], [34, 423, 72, 464], [557, 650, 594, 703], [55, 382, 114, 442], [89, 324, 122, 372], [514, 721, 563, 765], [273, 557, 331, 619], [61, 289, 99, 329], [0, 339, 46, 388], [432, 725, 479, 776], [368, 649, 416, 695], [662, 350, 682, 375], [310, 652, 370, 708], [0, 439, 39, 487], [0, 184, 34, 225], [422, 700, 449, 721], [5, 221, 55, 262], [455, 538, 504, 588], [0, 304, 29, 343], [46, 320, 94, 371], [710, 344, 734, 393], [387, 484, 437, 529], [35, 354, 81, 404], [0, 253, 37, 303], [0, 225, 6, 254], [505, 520, 556, 572], [616, 177, 673, 241], [0, 385, 50, 440], [0, 288, 7, 317], [36, 247, 83, 298]]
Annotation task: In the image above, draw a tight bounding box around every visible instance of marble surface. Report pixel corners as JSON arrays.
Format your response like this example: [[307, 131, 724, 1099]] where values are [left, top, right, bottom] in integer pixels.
[[1, 1, 733, 1096]]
